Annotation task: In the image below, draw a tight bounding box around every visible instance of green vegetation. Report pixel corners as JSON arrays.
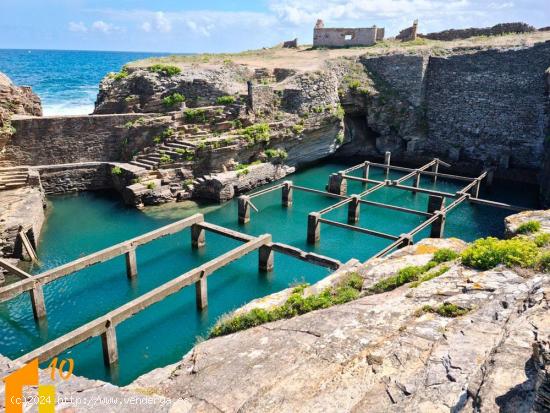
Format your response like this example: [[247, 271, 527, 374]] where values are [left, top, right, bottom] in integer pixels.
[[516, 220, 541, 234], [113, 70, 129, 81], [537, 252, 550, 272], [162, 93, 185, 108], [348, 79, 362, 90], [110, 166, 123, 176], [291, 124, 305, 135], [175, 148, 195, 161], [241, 123, 270, 145], [184, 108, 208, 124], [216, 95, 236, 105], [236, 160, 262, 176], [336, 131, 345, 145], [209, 273, 364, 338], [159, 154, 172, 164], [152, 128, 175, 144], [146, 182, 156, 190], [460, 237, 539, 270], [416, 302, 469, 318], [534, 232, 550, 248], [231, 119, 243, 129], [123, 117, 146, 129], [149, 64, 181, 76], [368, 249, 459, 293], [333, 104, 345, 120], [265, 148, 288, 162]]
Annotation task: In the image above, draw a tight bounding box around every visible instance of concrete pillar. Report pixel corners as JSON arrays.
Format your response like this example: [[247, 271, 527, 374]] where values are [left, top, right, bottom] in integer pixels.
[[238, 196, 251, 224], [384, 152, 391, 179], [125, 249, 137, 279], [327, 173, 347, 196], [195, 272, 208, 310], [432, 160, 439, 184], [307, 213, 321, 244], [282, 181, 293, 207], [30, 284, 47, 321], [362, 161, 370, 184], [191, 224, 206, 248], [427, 195, 446, 238], [101, 324, 119, 367], [348, 195, 361, 224], [258, 245, 274, 272], [412, 172, 421, 194], [398, 235, 413, 249]]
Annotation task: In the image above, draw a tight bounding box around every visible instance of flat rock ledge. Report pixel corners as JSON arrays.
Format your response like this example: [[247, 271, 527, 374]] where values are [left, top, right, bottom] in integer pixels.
[[505, 209, 550, 237]]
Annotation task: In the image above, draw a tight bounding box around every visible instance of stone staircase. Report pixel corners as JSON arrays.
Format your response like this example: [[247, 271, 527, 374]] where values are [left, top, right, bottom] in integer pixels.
[[0, 166, 29, 191]]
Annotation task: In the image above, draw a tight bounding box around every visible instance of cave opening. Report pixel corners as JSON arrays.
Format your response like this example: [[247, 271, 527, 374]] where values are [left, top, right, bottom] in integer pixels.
[[344, 113, 379, 152]]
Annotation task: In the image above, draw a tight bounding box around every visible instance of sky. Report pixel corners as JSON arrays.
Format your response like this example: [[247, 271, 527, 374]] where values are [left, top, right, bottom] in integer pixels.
[[0, 0, 548, 53]]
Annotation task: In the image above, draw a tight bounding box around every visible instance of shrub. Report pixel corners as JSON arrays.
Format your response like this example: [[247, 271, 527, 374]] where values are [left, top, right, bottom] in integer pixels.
[[149, 64, 181, 76], [534, 232, 550, 247], [175, 148, 194, 161], [146, 182, 156, 190], [184, 108, 208, 124], [432, 248, 459, 263], [416, 302, 469, 318], [216, 95, 236, 105], [536, 252, 550, 273], [333, 104, 345, 120], [231, 119, 243, 129], [159, 154, 172, 164], [461, 237, 539, 270], [409, 266, 450, 288], [516, 220, 541, 234], [113, 70, 129, 80], [152, 128, 175, 144], [336, 131, 345, 144], [265, 148, 288, 162], [241, 123, 270, 145], [292, 124, 305, 135], [348, 79, 362, 90], [162, 93, 185, 108], [209, 273, 363, 338], [111, 166, 123, 176]]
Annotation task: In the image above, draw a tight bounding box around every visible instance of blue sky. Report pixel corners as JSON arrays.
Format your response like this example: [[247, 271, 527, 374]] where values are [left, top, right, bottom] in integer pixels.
[[1, 0, 548, 52]]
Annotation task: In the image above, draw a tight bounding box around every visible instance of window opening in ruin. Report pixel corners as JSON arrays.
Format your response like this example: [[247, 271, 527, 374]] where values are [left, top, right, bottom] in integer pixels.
[[344, 34, 354, 41]]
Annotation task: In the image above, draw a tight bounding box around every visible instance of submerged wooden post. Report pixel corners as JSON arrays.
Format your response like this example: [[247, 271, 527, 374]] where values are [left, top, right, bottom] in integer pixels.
[[427, 195, 446, 238], [30, 284, 47, 321], [348, 195, 361, 224], [384, 152, 391, 179], [282, 181, 293, 207], [432, 160, 440, 184], [101, 324, 119, 367], [195, 271, 207, 310], [238, 196, 251, 224], [125, 249, 137, 279], [327, 173, 347, 196], [258, 245, 274, 272], [412, 171, 421, 194], [307, 213, 321, 244], [191, 224, 206, 248]]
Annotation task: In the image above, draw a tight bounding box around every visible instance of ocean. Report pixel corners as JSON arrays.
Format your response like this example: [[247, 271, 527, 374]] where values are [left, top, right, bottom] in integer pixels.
[[0, 49, 168, 116]]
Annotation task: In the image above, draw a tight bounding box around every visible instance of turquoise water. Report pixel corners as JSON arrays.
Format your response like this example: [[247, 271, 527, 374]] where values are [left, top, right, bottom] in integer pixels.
[[0, 49, 168, 115], [0, 161, 538, 385]]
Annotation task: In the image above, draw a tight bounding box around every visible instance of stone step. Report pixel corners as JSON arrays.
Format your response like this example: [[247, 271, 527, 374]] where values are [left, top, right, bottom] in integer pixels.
[[129, 160, 155, 170], [165, 141, 195, 149], [132, 158, 158, 167], [137, 154, 162, 162]]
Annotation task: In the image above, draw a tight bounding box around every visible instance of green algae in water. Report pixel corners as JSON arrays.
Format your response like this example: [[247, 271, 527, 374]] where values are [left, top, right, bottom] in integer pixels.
[[0, 161, 538, 385]]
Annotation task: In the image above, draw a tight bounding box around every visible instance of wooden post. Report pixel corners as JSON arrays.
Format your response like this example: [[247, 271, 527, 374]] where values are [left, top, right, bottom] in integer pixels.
[[384, 152, 391, 179], [258, 245, 274, 272], [282, 181, 293, 207], [362, 161, 370, 187], [191, 224, 206, 248], [432, 160, 440, 184], [30, 284, 47, 321], [307, 213, 321, 244], [238, 196, 251, 224], [427, 195, 446, 238], [398, 235, 413, 249], [412, 171, 421, 194], [101, 324, 119, 367], [195, 271, 207, 310], [348, 195, 361, 224], [471, 179, 481, 198], [125, 249, 137, 279], [327, 173, 347, 196]]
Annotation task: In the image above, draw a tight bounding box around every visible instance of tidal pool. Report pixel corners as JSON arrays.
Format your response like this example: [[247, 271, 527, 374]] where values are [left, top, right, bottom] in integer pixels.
[[0, 161, 538, 384]]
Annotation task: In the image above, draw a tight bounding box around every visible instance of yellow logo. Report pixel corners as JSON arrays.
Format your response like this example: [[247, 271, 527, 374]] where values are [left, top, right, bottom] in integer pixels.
[[3, 358, 73, 413]]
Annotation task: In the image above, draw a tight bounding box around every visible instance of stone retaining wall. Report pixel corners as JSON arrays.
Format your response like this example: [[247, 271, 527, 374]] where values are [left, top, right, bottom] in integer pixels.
[[35, 163, 112, 195], [421, 22, 535, 41]]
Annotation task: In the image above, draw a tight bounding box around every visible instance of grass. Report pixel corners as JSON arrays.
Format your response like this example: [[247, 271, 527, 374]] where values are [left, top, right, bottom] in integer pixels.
[[416, 302, 469, 318], [409, 266, 450, 288], [159, 154, 172, 164], [175, 148, 195, 161], [537, 252, 550, 272], [162, 93, 185, 108], [184, 108, 208, 124], [209, 273, 364, 338], [146, 182, 156, 190], [113, 70, 129, 81], [291, 124, 305, 135], [110, 166, 123, 176], [152, 128, 175, 144], [241, 123, 270, 145], [216, 95, 236, 105], [516, 220, 541, 234], [264, 148, 288, 162], [461, 237, 539, 270], [336, 131, 344, 144], [149, 64, 181, 76], [534, 232, 550, 247]]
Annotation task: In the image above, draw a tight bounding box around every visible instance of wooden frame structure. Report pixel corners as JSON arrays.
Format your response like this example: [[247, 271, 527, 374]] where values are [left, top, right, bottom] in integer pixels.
[[1, 214, 341, 368]]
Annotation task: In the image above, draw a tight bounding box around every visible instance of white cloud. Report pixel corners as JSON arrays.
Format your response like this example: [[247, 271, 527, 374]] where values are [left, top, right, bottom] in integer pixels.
[[155, 11, 172, 32], [92, 20, 114, 33], [141, 21, 152, 32], [68, 21, 87, 33]]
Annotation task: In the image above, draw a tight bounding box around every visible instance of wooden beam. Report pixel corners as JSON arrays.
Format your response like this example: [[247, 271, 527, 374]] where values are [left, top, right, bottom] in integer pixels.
[[0, 259, 32, 279], [318, 218, 400, 241], [19, 230, 39, 264]]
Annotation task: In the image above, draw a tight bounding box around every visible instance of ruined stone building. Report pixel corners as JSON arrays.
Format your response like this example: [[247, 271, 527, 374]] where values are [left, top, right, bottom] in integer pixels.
[[396, 20, 419, 42], [313, 19, 384, 48]]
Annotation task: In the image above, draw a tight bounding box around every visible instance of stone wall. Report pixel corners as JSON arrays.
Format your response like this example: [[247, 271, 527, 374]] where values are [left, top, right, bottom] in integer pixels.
[[248, 82, 280, 114], [281, 71, 340, 114], [540, 68, 550, 207], [424, 42, 550, 169], [1, 113, 153, 166], [35, 163, 112, 195], [421, 22, 535, 41], [314, 27, 381, 48]]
